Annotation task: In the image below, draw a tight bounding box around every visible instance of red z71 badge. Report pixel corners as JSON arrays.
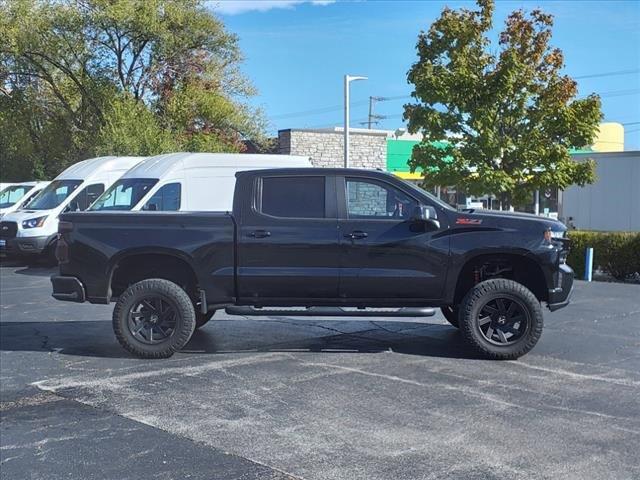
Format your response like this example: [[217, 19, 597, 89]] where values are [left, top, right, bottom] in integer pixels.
[[456, 218, 483, 225]]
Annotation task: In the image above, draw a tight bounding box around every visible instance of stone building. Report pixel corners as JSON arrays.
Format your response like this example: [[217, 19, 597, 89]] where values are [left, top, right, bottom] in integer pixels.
[[278, 127, 388, 170]]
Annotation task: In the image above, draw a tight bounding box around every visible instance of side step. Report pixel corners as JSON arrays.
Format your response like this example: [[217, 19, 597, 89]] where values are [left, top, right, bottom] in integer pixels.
[[224, 306, 436, 318]]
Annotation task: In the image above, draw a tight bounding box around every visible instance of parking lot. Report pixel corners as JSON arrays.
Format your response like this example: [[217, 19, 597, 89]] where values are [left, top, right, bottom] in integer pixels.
[[1, 261, 639, 480]]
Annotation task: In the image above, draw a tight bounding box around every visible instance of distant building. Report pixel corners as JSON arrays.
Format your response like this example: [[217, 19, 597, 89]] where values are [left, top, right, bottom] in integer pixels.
[[562, 151, 640, 232]]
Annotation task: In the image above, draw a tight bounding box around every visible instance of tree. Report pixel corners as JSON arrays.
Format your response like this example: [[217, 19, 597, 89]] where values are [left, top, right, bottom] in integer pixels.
[[404, 0, 602, 208], [0, 0, 265, 181]]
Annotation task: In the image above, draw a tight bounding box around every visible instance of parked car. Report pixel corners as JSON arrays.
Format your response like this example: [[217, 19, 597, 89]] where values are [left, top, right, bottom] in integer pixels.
[[52, 168, 573, 360], [0, 156, 145, 260], [0, 181, 50, 218], [89, 152, 312, 212]]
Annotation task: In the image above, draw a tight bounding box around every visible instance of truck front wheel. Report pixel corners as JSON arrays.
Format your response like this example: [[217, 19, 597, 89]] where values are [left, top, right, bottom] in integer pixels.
[[113, 279, 196, 359], [459, 279, 543, 360]]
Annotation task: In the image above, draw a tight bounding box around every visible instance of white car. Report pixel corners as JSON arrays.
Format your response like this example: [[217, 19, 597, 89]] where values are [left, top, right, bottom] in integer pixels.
[[89, 152, 312, 212], [0, 181, 50, 218], [0, 156, 145, 259]]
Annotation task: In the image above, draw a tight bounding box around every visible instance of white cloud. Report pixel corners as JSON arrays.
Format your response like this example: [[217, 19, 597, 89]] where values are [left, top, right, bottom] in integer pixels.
[[211, 0, 336, 15]]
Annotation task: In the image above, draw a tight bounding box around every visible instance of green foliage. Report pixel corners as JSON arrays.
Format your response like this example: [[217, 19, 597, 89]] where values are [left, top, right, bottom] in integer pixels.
[[404, 0, 602, 207], [0, 0, 265, 181], [567, 231, 640, 280]]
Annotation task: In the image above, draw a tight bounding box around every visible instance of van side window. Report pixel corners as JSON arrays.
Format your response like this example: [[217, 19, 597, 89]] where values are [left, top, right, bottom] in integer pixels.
[[73, 184, 105, 211], [260, 176, 325, 218], [143, 183, 181, 211]]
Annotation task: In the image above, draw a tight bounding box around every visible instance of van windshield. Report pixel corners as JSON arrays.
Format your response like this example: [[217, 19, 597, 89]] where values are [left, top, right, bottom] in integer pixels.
[[90, 178, 158, 211], [0, 184, 31, 208], [26, 180, 83, 210]]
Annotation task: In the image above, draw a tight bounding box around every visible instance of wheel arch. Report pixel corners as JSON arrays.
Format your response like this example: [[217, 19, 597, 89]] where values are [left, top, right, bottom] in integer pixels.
[[451, 250, 548, 305], [107, 248, 199, 301]]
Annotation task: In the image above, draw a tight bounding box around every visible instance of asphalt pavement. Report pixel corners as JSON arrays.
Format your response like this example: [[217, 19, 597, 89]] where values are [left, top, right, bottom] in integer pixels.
[[1, 261, 639, 480]]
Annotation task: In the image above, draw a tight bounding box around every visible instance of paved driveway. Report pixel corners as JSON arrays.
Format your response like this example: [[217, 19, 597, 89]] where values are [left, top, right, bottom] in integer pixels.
[[1, 262, 639, 479]]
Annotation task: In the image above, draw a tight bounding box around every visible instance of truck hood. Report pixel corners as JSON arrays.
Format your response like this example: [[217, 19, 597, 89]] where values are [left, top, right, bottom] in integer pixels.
[[452, 209, 566, 233]]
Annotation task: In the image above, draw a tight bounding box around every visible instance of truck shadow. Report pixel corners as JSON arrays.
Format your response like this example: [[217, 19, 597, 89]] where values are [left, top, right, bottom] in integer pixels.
[[0, 318, 481, 360]]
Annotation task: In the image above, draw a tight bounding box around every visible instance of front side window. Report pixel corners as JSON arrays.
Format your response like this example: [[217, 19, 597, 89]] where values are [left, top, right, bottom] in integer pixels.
[[0, 185, 31, 208], [66, 183, 105, 211], [27, 180, 83, 210], [346, 178, 419, 220], [260, 176, 325, 218], [142, 183, 181, 211], [91, 179, 158, 211]]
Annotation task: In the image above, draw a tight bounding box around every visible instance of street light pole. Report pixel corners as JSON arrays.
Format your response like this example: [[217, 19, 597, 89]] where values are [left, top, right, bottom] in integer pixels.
[[344, 74, 367, 168]]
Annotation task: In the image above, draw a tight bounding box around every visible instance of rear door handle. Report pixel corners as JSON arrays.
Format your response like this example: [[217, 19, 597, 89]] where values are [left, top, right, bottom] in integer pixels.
[[344, 230, 368, 240], [248, 230, 271, 238]]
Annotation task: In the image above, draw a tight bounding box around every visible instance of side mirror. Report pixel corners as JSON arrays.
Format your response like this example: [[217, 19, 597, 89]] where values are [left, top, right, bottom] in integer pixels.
[[411, 205, 440, 230], [146, 203, 157, 211]]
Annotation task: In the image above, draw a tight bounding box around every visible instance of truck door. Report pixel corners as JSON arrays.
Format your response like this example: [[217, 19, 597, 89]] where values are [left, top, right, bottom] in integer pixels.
[[337, 175, 449, 302], [237, 173, 339, 301]]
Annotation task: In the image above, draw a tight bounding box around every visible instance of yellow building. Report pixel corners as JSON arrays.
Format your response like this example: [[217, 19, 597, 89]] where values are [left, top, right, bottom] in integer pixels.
[[591, 122, 624, 152]]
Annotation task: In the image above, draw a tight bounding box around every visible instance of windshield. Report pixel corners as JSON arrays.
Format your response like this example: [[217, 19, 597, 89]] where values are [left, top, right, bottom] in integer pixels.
[[399, 178, 456, 211], [90, 178, 158, 211], [0, 184, 31, 208], [26, 180, 83, 210]]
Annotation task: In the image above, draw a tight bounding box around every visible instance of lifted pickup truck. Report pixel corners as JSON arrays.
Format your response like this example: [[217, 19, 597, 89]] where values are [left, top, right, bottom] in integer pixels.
[[52, 168, 573, 359]]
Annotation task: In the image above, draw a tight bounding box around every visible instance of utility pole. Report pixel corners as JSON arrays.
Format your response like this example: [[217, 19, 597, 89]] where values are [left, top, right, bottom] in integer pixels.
[[344, 75, 368, 168], [366, 96, 387, 129]]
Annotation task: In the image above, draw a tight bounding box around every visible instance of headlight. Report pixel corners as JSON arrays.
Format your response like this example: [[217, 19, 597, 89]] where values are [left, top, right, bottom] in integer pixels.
[[22, 216, 47, 229]]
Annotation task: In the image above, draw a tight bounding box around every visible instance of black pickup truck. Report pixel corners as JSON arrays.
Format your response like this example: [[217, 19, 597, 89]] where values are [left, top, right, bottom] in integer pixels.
[[52, 168, 573, 359]]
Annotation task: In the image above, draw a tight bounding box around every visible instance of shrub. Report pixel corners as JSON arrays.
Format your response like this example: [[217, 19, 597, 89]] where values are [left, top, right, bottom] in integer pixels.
[[567, 231, 640, 280]]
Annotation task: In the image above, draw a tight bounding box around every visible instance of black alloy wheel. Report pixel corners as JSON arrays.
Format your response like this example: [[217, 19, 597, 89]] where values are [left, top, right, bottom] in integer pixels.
[[458, 278, 543, 360], [475, 297, 529, 345], [128, 297, 178, 344], [113, 278, 196, 359]]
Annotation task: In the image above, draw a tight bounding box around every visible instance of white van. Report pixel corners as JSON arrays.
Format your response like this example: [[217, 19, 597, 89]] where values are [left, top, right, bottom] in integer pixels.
[[89, 152, 312, 212], [0, 181, 50, 218], [0, 156, 145, 258]]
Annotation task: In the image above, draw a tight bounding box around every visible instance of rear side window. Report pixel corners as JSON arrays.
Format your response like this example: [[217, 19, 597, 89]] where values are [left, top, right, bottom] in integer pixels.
[[260, 176, 325, 218], [142, 183, 181, 211]]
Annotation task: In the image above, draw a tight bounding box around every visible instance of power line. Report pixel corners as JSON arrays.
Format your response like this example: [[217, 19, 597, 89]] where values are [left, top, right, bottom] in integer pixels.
[[574, 69, 640, 79], [269, 70, 640, 124]]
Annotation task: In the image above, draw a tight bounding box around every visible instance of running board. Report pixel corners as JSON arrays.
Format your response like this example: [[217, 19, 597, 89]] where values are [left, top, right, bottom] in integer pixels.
[[224, 306, 436, 318]]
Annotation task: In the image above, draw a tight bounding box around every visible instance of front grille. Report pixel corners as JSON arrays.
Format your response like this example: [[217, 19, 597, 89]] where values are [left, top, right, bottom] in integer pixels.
[[0, 221, 17, 239]]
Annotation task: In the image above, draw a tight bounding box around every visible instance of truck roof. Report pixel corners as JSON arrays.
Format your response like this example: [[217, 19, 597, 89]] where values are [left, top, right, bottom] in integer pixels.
[[119, 152, 312, 180], [56, 156, 144, 181]]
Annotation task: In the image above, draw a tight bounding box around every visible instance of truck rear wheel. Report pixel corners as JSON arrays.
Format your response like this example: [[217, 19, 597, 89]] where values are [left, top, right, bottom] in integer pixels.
[[459, 279, 543, 360], [441, 306, 459, 328], [113, 279, 196, 359]]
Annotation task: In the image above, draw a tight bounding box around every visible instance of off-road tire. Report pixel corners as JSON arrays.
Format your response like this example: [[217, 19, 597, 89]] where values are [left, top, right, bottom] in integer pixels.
[[113, 278, 196, 359], [441, 306, 459, 328], [195, 310, 216, 329], [459, 279, 543, 360]]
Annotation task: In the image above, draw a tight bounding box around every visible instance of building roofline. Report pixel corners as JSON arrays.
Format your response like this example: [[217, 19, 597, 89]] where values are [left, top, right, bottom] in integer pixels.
[[279, 127, 389, 137], [571, 150, 640, 157]]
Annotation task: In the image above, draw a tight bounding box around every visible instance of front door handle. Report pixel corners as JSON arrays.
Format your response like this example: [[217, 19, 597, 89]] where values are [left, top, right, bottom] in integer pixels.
[[248, 230, 271, 238], [344, 230, 368, 240]]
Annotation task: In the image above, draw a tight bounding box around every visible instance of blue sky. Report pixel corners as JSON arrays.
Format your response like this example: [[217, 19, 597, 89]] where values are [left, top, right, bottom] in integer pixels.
[[213, 0, 640, 149]]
